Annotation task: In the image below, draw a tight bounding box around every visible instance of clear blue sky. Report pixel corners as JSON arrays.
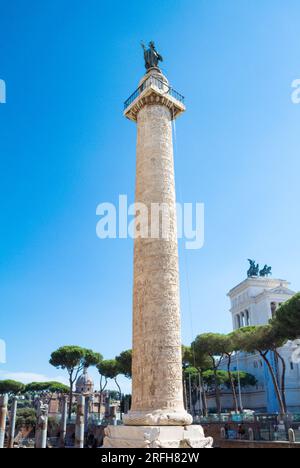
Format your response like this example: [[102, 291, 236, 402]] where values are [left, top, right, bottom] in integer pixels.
[[1, 0, 300, 393]]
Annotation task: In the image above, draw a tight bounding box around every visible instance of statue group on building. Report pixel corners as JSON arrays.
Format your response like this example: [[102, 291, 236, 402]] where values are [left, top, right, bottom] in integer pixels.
[[247, 259, 272, 278]]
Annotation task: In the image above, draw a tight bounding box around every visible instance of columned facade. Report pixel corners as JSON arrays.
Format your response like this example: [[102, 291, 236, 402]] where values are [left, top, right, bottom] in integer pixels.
[[210, 276, 300, 413]]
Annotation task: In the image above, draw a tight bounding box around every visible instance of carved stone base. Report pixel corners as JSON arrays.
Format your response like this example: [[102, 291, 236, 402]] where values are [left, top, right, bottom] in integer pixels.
[[123, 409, 193, 426], [103, 425, 213, 449]]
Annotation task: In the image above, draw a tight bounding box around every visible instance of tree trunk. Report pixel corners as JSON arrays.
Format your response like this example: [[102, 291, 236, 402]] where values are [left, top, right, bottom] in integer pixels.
[[202, 389, 208, 418], [114, 378, 122, 421], [213, 368, 221, 416], [199, 371, 208, 417], [182, 372, 188, 410], [188, 373, 193, 416], [191, 382, 197, 416], [98, 378, 103, 419], [275, 351, 287, 413], [198, 373, 203, 417], [227, 354, 239, 414], [68, 374, 73, 420], [261, 352, 286, 416], [98, 376, 107, 419]]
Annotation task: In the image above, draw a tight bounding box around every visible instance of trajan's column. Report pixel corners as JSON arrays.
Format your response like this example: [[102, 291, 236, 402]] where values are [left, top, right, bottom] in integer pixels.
[[104, 43, 212, 448]]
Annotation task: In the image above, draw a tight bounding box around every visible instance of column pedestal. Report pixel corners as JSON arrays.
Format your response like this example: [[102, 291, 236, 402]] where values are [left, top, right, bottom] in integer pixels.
[[103, 425, 213, 449]]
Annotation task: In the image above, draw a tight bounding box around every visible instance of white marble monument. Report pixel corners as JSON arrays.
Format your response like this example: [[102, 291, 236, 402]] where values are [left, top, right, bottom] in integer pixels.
[[104, 45, 212, 448]]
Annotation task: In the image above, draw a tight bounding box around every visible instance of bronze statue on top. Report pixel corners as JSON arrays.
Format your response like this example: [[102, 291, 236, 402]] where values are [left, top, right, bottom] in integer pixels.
[[141, 41, 163, 70], [247, 259, 272, 278], [260, 264, 272, 277], [247, 259, 260, 277]]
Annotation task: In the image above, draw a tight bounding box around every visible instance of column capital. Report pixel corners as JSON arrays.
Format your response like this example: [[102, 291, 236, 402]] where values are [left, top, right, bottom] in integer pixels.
[[124, 69, 185, 122]]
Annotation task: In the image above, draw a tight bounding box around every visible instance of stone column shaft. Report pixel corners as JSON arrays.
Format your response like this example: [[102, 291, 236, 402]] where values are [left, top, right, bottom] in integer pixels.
[[7, 397, 18, 449], [35, 401, 48, 449], [0, 394, 8, 448], [103, 66, 213, 448], [59, 396, 68, 448], [75, 395, 85, 448], [124, 70, 191, 427]]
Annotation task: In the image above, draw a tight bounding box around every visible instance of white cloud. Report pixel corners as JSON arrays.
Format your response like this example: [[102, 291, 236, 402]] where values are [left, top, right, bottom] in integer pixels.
[[0, 371, 68, 385]]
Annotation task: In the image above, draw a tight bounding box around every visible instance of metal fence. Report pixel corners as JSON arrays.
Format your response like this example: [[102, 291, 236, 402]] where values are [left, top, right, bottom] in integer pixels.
[[124, 76, 185, 110], [199, 412, 300, 443]]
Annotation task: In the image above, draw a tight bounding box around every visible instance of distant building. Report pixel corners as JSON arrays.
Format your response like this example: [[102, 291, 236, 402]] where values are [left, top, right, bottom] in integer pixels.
[[207, 276, 300, 413], [76, 368, 94, 394], [48, 370, 105, 417]]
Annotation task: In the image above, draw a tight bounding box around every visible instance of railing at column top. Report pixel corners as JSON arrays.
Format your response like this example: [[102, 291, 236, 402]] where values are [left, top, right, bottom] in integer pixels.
[[124, 76, 185, 110]]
